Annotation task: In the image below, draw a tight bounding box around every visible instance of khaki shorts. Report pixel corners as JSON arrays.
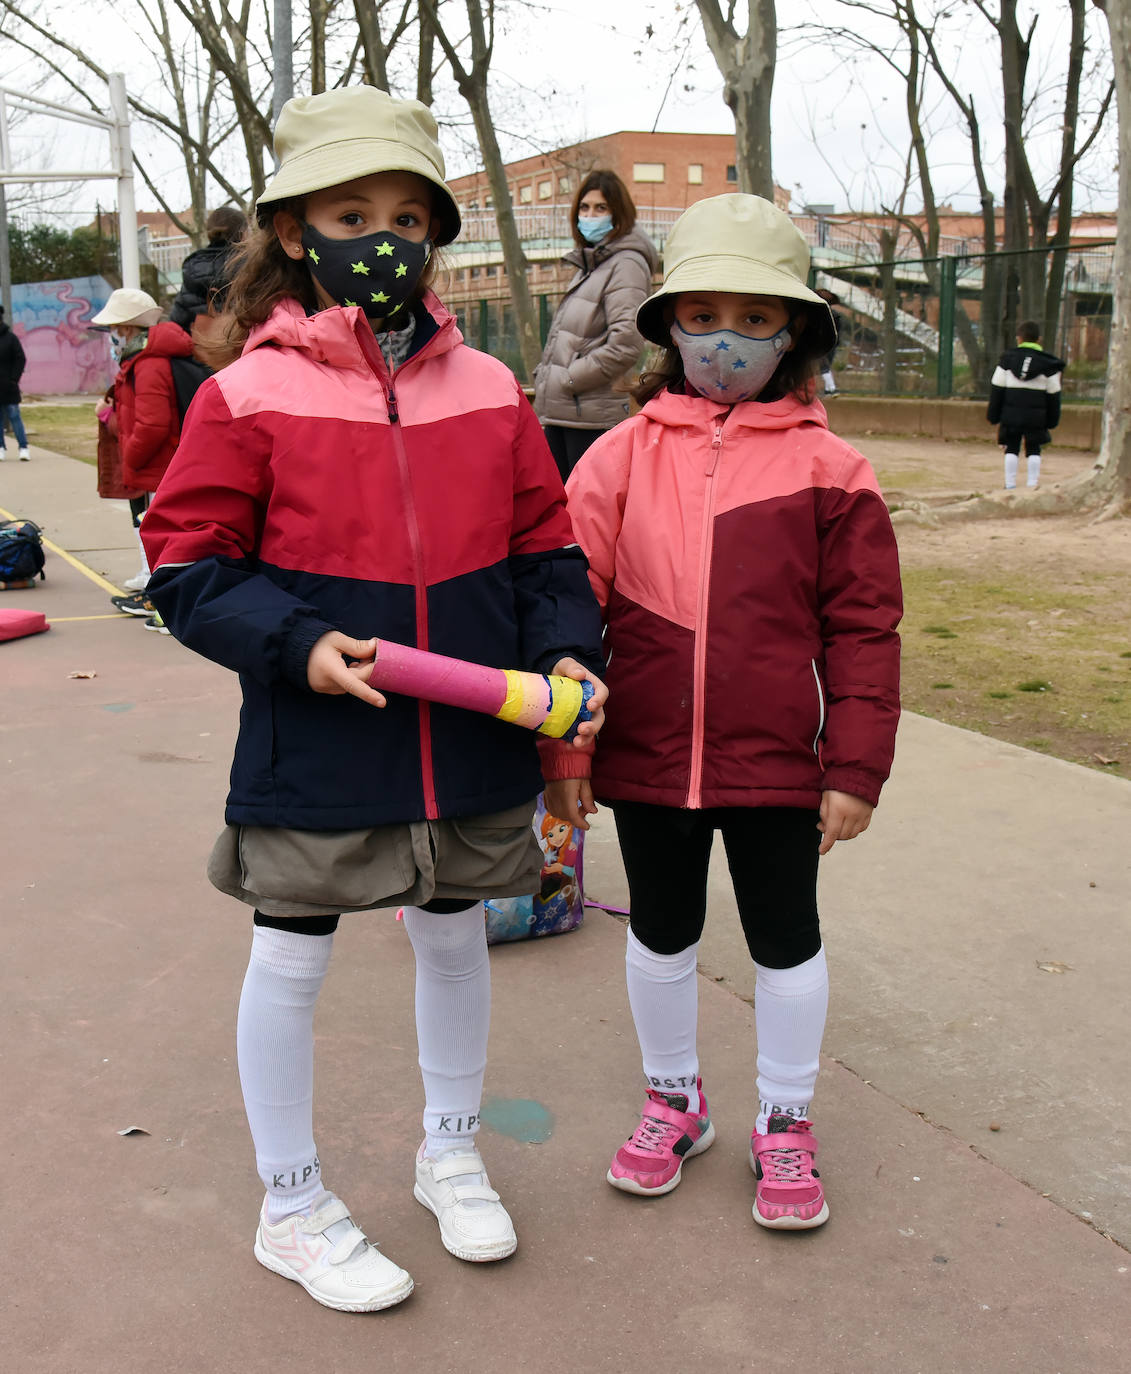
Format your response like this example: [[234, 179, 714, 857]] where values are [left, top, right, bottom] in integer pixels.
[[208, 801, 543, 918]]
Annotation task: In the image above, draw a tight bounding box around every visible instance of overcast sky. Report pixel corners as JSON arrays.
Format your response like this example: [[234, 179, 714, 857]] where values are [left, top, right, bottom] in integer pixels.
[[1, 0, 1117, 224]]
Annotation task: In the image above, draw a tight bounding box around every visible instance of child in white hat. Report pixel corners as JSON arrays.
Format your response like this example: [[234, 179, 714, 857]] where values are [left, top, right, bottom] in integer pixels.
[[141, 86, 606, 1311], [543, 193, 902, 1230]]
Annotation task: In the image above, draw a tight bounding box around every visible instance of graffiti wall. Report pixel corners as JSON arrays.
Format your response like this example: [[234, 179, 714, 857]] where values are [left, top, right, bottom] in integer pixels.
[[10, 276, 116, 396]]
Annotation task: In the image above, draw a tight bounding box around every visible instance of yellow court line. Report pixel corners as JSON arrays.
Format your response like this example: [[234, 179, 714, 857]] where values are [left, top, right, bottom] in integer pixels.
[[0, 504, 124, 596], [49, 613, 130, 623]]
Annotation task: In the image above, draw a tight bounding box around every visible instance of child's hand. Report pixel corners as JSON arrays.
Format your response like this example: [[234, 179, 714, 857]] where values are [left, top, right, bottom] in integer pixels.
[[544, 778, 599, 832], [551, 656, 607, 746], [817, 790, 873, 855], [307, 633, 387, 707]]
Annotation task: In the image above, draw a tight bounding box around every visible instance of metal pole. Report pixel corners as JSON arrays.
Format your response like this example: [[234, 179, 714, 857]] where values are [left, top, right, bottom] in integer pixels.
[[109, 73, 140, 288], [937, 255, 957, 398], [272, 0, 294, 130]]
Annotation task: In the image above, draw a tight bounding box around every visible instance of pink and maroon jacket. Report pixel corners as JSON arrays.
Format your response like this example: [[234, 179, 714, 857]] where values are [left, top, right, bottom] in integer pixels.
[[543, 387, 902, 810], [143, 294, 604, 830]]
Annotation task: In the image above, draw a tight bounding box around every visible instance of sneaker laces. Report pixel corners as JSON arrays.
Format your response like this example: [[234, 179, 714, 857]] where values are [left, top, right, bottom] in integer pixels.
[[627, 1112, 685, 1156], [759, 1117, 816, 1183]]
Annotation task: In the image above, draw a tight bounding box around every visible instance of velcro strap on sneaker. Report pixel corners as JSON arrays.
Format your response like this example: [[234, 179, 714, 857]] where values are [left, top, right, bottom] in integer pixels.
[[302, 1198, 351, 1232], [443, 1184, 500, 1204], [328, 1226, 369, 1266], [431, 1152, 487, 1183], [753, 1129, 818, 1158]]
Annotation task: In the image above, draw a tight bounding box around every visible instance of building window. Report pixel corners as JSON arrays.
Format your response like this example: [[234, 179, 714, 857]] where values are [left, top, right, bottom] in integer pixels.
[[486, 264, 498, 277], [633, 162, 665, 183], [726, 164, 737, 183], [538, 180, 552, 200], [470, 266, 480, 279], [559, 176, 571, 194], [468, 200, 479, 211], [687, 164, 703, 185], [520, 184, 533, 203]]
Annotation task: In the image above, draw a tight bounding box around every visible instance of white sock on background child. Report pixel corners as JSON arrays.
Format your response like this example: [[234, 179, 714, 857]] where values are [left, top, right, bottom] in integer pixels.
[[237, 924, 334, 1222], [401, 903, 490, 1157], [1027, 454, 1041, 487], [754, 946, 829, 1134], [1004, 453, 1019, 489], [625, 927, 701, 1111]]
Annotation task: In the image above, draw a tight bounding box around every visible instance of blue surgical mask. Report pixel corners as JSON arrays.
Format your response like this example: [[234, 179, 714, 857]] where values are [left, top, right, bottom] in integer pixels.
[[671, 322, 791, 404], [578, 214, 613, 245]]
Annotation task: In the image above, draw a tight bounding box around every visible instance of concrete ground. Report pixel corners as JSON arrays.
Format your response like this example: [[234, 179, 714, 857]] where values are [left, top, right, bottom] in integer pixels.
[[2, 442, 1129, 1373]]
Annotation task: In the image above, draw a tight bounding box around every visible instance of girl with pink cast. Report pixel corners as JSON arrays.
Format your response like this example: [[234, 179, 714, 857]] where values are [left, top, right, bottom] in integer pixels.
[[543, 194, 902, 1230]]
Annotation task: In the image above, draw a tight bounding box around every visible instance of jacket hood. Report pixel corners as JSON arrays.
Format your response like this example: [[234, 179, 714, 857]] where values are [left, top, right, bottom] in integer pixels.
[[1001, 344, 1065, 381], [640, 384, 830, 435], [243, 289, 460, 368], [142, 321, 197, 360], [566, 225, 659, 274]]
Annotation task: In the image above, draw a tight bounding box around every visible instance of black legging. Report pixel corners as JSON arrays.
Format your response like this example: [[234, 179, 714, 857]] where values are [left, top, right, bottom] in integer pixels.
[[542, 424, 604, 483], [610, 801, 822, 969], [253, 897, 478, 937]]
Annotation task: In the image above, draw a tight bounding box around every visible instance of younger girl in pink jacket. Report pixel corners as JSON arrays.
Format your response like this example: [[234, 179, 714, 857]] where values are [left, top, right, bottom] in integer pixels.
[[544, 194, 902, 1230]]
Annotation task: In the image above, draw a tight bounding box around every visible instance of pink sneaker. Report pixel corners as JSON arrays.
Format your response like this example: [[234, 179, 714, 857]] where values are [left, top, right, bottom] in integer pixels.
[[750, 1113, 830, 1229], [607, 1082, 716, 1195]]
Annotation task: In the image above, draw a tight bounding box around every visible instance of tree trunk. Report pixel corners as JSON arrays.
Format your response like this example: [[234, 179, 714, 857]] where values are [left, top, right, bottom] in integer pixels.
[[421, 0, 542, 380], [1084, 0, 1131, 513], [695, 0, 776, 200], [879, 229, 899, 392]]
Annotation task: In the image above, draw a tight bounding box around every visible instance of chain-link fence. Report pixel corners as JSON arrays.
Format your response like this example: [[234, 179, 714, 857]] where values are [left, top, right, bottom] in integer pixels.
[[457, 240, 1112, 402], [811, 241, 1112, 402]]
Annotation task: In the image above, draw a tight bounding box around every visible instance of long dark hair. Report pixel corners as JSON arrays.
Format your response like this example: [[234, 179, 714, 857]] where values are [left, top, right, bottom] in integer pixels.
[[570, 170, 636, 248], [214, 192, 442, 365], [633, 299, 823, 407]]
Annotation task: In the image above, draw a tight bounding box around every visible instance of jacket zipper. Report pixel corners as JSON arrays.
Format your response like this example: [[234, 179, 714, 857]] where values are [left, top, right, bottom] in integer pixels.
[[687, 421, 724, 808], [811, 658, 826, 756], [383, 371, 439, 820]]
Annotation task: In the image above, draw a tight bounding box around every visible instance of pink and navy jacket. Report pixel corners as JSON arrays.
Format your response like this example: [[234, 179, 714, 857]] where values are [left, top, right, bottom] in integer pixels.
[[142, 294, 604, 830], [543, 387, 902, 810]]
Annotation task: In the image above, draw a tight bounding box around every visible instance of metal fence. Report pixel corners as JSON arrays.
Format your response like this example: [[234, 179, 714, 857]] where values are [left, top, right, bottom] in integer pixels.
[[460, 241, 1113, 399]]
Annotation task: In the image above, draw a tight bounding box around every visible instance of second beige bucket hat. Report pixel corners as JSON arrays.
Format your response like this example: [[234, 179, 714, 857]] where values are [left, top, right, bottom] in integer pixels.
[[637, 194, 836, 357], [256, 86, 461, 246]]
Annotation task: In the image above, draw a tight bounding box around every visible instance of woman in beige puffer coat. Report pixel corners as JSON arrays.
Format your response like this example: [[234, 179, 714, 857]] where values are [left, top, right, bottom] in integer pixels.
[[533, 170, 658, 481]]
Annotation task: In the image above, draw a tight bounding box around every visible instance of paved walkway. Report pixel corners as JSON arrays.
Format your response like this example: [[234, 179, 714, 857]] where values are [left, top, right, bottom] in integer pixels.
[[2, 441, 1129, 1373]]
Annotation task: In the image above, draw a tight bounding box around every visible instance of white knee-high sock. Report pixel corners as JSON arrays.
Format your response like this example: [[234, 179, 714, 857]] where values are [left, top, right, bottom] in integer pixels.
[[754, 946, 829, 1134], [1004, 453, 1019, 489], [1027, 454, 1041, 487], [237, 925, 334, 1221], [625, 928, 701, 1111], [401, 903, 490, 1157]]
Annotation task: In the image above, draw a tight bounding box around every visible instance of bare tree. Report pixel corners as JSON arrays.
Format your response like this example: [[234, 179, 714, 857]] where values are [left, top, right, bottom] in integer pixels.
[[694, 0, 776, 199], [420, 0, 541, 379], [1083, 0, 1130, 514]]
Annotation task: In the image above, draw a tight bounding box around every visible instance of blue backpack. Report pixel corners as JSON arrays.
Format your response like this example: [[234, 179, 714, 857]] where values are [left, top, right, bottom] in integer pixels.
[[0, 519, 46, 585]]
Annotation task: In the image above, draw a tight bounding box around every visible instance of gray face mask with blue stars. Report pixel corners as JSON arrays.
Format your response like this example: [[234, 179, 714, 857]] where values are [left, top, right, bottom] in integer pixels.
[[300, 225, 432, 319], [671, 320, 790, 404]]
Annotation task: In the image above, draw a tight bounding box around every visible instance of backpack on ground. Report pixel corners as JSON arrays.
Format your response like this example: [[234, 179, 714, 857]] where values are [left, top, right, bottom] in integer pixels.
[[0, 519, 46, 586], [169, 354, 214, 429]]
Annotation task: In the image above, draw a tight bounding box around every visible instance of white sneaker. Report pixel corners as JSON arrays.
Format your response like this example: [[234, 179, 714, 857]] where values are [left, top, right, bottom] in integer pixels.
[[18, 448, 30, 461], [123, 571, 150, 591], [413, 1142, 517, 1262], [253, 1191, 414, 1312]]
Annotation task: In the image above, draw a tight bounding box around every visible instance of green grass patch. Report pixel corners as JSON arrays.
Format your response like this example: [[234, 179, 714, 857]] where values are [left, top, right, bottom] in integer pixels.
[[21, 403, 99, 465], [897, 558, 1131, 774]]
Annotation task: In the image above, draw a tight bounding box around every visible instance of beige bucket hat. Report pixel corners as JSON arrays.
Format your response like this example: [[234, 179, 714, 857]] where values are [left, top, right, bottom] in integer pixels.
[[90, 287, 163, 328], [637, 194, 836, 357], [256, 86, 461, 246]]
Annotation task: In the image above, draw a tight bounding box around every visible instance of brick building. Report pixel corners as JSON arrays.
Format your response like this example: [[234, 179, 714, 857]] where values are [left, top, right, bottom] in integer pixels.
[[437, 131, 791, 323]]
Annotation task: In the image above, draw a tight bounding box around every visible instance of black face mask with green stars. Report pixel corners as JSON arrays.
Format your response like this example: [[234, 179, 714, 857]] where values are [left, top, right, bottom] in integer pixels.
[[299, 225, 432, 319]]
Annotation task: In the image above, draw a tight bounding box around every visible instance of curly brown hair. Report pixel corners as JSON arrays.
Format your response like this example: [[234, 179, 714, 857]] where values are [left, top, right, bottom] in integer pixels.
[[632, 301, 823, 407]]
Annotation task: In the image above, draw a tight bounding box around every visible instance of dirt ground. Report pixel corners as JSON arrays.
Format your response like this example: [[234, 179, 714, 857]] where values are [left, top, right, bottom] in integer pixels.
[[852, 431, 1131, 776]]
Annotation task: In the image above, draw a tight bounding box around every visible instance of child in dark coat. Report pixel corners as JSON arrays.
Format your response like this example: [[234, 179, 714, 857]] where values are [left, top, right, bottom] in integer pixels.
[[987, 321, 1066, 490]]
